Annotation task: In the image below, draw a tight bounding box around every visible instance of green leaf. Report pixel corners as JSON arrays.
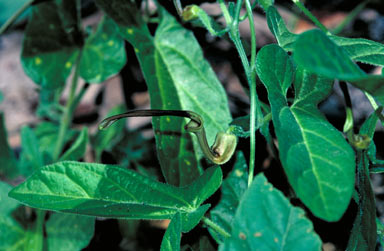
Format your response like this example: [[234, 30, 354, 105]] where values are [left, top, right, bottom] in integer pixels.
[[210, 152, 248, 244], [160, 213, 182, 251], [180, 204, 210, 233], [293, 30, 384, 104], [360, 108, 380, 139], [79, 16, 127, 83], [329, 36, 384, 67], [22, 0, 126, 88], [267, 6, 384, 67], [59, 127, 88, 161], [0, 181, 29, 250], [256, 44, 355, 221], [21, 0, 82, 88], [293, 30, 365, 80], [152, 8, 231, 185], [152, 10, 231, 185], [9, 162, 222, 219], [0, 91, 3, 103], [266, 6, 297, 51], [46, 213, 95, 251], [346, 152, 377, 251], [19, 126, 44, 176], [0, 113, 18, 178], [96, 1, 232, 186], [220, 174, 322, 250], [93, 105, 125, 161]]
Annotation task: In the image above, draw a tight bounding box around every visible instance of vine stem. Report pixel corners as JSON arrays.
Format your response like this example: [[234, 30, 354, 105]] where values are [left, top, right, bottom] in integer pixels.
[[0, 0, 35, 35], [202, 216, 231, 238], [292, 0, 331, 35], [222, 0, 260, 187], [218, 0, 232, 25], [33, 209, 45, 250], [52, 51, 83, 160], [244, 0, 258, 187]]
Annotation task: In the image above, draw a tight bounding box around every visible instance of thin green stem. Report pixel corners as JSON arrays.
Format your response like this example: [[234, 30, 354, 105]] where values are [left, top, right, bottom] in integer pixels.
[[33, 209, 45, 251], [226, 0, 260, 186], [52, 51, 82, 160], [228, 0, 249, 79], [202, 216, 231, 239], [292, 0, 331, 35], [244, 0, 258, 187], [0, 0, 34, 35], [232, 36, 251, 74], [240, 0, 258, 21], [218, 0, 232, 25], [245, 0, 256, 71]]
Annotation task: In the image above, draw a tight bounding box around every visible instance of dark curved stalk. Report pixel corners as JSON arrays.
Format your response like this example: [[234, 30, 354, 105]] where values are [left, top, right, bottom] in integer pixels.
[[99, 109, 237, 165]]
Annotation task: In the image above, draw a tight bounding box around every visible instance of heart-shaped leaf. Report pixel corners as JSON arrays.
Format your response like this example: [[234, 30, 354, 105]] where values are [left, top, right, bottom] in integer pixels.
[[256, 44, 355, 221]]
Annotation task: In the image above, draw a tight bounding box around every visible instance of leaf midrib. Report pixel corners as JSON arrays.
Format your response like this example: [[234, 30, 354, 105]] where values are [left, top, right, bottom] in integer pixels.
[[40, 166, 193, 208], [288, 108, 330, 217]]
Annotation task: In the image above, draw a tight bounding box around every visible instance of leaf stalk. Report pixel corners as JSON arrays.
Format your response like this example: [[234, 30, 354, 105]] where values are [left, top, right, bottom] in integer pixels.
[[202, 216, 231, 239], [53, 51, 83, 161]]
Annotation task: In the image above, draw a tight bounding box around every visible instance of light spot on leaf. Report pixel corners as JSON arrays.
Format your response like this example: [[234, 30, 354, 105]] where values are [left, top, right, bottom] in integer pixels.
[[274, 237, 279, 243], [184, 160, 191, 166], [306, 228, 312, 233], [65, 61, 72, 68], [166, 117, 171, 122], [34, 57, 42, 65], [253, 232, 262, 237], [235, 169, 243, 177], [239, 232, 246, 240], [134, 48, 139, 53], [269, 186, 273, 191], [102, 33, 108, 39], [108, 40, 114, 46], [127, 28, 134, 34]]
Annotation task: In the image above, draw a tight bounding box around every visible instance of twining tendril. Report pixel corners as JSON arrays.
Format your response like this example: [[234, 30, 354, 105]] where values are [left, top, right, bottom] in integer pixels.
[[99, 109, 237, 165]]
